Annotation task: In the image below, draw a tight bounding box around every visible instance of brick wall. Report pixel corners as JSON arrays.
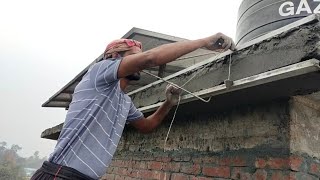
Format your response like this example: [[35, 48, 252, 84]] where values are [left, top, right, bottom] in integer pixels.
[[101, 98, 320, 180], [102, 151, 320, 180]]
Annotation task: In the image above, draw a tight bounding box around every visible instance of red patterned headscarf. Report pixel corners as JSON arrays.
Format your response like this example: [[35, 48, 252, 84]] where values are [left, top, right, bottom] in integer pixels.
[[104, 39, 142, 58]]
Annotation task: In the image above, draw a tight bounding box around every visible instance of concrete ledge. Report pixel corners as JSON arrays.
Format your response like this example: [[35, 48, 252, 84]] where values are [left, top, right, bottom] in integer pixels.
[[129, 15, 320, 108], [41, 123, 63, 140], [139, 59, 320, 113]]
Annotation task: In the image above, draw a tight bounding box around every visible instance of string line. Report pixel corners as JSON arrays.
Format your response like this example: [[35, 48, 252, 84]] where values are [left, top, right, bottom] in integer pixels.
[[163, 96, 181, 152], [141, 51, 233, 151]]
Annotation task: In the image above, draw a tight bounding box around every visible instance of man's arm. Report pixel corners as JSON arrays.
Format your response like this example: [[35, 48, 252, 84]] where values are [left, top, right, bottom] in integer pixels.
[[130, 85, 181, 133], [117, 33, 236, 79]]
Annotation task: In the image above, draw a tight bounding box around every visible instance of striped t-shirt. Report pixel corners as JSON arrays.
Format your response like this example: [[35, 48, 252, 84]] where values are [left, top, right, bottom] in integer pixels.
[[48, 58, 144, 179]]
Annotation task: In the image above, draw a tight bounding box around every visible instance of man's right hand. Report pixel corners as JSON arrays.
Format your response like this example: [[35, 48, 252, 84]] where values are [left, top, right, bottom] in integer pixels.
[[203, 33, 236, 52], [165, 84, 181, 106]]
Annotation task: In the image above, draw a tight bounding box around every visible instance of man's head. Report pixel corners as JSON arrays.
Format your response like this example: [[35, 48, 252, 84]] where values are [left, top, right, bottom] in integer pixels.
[[104, 39, 142, 59], [104, 39, 143, 81]]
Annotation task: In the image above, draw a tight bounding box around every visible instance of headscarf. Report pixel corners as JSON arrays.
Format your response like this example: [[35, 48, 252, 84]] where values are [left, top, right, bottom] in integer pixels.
[[104, 39, 142, 58]]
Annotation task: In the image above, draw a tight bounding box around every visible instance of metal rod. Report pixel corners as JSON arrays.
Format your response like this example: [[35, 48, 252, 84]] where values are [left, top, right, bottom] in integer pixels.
[[182, 53, 221, 87], [142, 70, 211, 103]]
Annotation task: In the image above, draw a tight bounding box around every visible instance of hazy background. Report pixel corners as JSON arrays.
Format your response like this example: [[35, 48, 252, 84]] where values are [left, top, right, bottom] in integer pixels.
[[0, 0, 242, 158]]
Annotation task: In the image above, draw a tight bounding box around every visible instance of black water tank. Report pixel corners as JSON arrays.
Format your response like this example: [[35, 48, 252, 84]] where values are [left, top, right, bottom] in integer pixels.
[[236, 0, 320, 46]]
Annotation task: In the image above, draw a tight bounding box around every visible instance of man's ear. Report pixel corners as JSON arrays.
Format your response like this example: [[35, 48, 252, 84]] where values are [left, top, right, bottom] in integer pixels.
[[111, 52, 120, 58], [118, 51, 126, 57]]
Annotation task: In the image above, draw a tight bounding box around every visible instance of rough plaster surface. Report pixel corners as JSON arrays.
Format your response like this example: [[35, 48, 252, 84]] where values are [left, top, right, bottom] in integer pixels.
[[130, 21, 320, 108], [118, 100, 290, 153], [290, 97, 320, 159], [118, 96, 320, 159]]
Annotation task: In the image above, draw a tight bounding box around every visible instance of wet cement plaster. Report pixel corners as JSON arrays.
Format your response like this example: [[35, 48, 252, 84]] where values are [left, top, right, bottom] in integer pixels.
[[129, 18, 320, 108]]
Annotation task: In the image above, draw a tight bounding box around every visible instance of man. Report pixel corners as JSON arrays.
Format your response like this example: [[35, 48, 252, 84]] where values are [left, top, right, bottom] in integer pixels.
[[31, 33, 235, 179]]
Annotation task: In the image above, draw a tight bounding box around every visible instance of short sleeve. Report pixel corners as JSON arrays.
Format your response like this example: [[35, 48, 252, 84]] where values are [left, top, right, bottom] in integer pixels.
[[90, 58, 121, 91], [126, 102, 144, 123]]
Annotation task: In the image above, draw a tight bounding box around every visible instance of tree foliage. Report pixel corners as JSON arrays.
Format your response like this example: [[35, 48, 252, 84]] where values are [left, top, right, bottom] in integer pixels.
[[0, 141, 47, 179]]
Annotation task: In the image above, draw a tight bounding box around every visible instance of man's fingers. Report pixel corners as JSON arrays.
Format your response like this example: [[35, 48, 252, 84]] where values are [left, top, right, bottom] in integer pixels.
[[221, 39, 228, 50], [166, 84, 180, 94], [221, 37, 236, 52], [167, 85, 181, 95], [230, 41, 236, 51], [223, 38, 232, 51], [171, 87, 181, 94], [215, 36, 235, 52]]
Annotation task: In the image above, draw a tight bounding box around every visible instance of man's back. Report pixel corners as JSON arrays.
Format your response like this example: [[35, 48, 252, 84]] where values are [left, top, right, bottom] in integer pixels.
[[48, 59, 142, 179]]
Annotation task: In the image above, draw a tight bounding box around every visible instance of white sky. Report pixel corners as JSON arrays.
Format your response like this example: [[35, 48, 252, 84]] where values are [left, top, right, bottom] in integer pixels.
[[0, 0, 242, 158]]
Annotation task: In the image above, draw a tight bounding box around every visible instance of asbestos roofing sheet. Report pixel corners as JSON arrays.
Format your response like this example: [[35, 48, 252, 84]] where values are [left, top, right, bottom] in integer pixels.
[[42, 28, 213, 108]]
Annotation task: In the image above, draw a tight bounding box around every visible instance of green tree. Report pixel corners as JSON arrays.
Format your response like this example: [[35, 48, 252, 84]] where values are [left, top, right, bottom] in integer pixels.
[[11, 144, 22, 153], [33, 151, 39, 160], [25, 151, 46, 169], [0, 142, 26, 180]]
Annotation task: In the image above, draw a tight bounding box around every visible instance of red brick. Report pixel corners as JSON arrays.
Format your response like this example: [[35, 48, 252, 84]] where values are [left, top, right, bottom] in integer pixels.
[[111, 160, 125, 167], [162, 162, 181, 172], [202, 166, 230, 178], [111, 167, 120, 175], [180, 163, 201, 175], [289, 156, 303, 171], [134, 170, 168, 180], [136, 169, 154, 179], [267, 158, 290, 170], [232, 156, 246, 166], [218, 156, 246, 166], [253, 169, 267, 180], [132, 161, 147, 169], [231, 167, 241, 179], [147, 161, 162, 170], [129, 169, 139, 178], [123, 160, 131, 168], [287, 172, 297, 180], [124, 177, 139, 180], [150, 171, 168, 180], [159, 172, 171, 180], [231, 167, 252, 180], [271, 171, 285, 180], [107, 167, 114, 174], [255, 158, 267, 168], [171, 173, 189, 180], [309, 163, 320, 176], [219, 157, 232, 166], [116, 167, 131, 176]]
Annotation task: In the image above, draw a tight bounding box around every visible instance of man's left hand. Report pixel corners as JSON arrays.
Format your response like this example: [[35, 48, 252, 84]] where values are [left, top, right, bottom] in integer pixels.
[[165, 84, 181, 105]]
